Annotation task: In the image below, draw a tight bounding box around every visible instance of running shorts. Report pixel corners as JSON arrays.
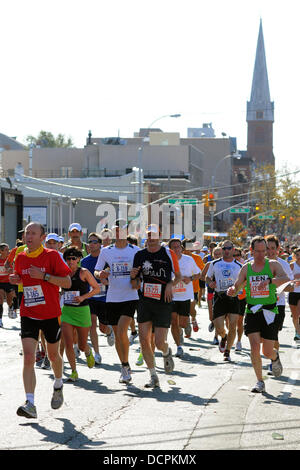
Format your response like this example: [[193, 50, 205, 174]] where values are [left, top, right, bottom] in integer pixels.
[[244, 310, 282, 341], [21, 316, 61, 343], [0, 282, 15, 293], [137, 297, 172, 328], [213, 292, 240, 319], [106, 300, 138, 326], [172, 300, 191, 317], [89, 299, 108, 325], [288, 292, 300, 306]]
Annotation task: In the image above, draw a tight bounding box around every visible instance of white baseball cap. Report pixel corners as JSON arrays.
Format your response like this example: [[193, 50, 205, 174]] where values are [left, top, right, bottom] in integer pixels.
[[68, 223, 82, 232], [45, 233, 60, 242]]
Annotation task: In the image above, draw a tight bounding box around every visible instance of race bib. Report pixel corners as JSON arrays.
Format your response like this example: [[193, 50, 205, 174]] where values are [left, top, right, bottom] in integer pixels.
[[111, 262, 131, 277], [23, 285, 46, 307], [91, 283, 106, 298], [64, 290, 80, 305], [250, 275, 270, 298], [173, 281, 187, 294], [0, 266, 7, 276], [144, 283, 162, 300], [219, 278, 234, 290]]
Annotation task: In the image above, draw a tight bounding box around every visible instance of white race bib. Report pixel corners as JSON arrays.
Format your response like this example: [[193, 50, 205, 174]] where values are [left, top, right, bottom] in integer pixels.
[[111, 262, 131, 277], [173, 281, 187, 294], [64, 290, 80, 305], [250, 275, 270, 298], [23, 285, 46, 307], [144, 283, 162, 301]]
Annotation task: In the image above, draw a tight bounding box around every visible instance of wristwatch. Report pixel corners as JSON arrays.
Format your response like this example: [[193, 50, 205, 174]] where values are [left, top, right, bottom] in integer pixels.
[[44, 273, 51, 282]]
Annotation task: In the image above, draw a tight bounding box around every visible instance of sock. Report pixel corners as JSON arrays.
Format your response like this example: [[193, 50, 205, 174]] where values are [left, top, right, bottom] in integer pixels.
[[122, 362, 129, 368], [149, 368, 156, 377], [54, 378, 63, 389], [26, 393, 34, 405], [162, 347, 170, 357]]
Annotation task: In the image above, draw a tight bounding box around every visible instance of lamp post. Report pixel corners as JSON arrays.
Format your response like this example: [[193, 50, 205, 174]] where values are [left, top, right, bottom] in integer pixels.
[[210, 152, 241, 231], [137, 114, 181, 206]]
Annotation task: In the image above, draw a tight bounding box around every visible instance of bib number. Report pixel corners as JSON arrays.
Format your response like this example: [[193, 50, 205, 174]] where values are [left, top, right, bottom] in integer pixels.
[[144, 283, 162, 300], [23, 285, 46, 307], [250, 275, 270, 298], [111, 262, 131, 277], [173, 281, 187, 294], [64, 290, 80, 305]]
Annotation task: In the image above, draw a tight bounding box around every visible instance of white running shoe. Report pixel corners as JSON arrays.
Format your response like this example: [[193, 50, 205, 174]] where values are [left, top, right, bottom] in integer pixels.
[[175, 346, 184, 358], [119, 366, 132, 384], [235, 341, 242, 351], [163, 348, 174, 373], [129, 331, 138, 345], [251, 380, 265, 393], [106, 327, 115, 347], [73, 344, 81, 358], [94, 353, 102, 365]]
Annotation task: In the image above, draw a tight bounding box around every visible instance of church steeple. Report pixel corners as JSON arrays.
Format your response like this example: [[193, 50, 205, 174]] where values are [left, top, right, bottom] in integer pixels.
[[246, 19, 275, 166]]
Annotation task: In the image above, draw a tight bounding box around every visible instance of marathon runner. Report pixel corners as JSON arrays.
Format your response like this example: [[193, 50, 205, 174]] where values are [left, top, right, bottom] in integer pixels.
[[266, 235, 294, 374], [61, 246, 100, 381], [61, 223, 89, 257], [227, 235, 290, 393], [10, 222, 72, 419], [201, 245, 222, 345], [206, 240, 243, 362], [168, 238, 201, 358], [0, 243, 17, 325], [81, 232, 115, 366], [94, 219, 140, 385], [288, 247, 300, 342], [130, 224, 181, 388], [181, 239, 204, 334]]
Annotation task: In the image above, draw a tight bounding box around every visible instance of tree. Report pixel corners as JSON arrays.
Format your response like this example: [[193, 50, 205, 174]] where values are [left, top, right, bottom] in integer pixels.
[[228, 218, 248, 247], [25, 131, 74, 148]]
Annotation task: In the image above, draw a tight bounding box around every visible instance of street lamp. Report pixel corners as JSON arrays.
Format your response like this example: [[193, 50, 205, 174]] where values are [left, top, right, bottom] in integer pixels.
[[137, 113, 181, 205]]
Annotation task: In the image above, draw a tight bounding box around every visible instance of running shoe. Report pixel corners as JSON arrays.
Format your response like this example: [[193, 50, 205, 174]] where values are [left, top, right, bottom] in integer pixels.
[[223, 350, 231, 362], [175, 346, 184, 358], [213, 336, 219, 345], [219, 334, 227, 353], [119, 366, 132, 384], [86, 349, 95, 368], [184, 323, 192, 338], [251, 380, 265, 393], [17, 401, 37, 419], [0, 319, 3, 328], [41, 355, 51, 370], [294, 333, 300, 341], [8, 306, 14, 319], [51, 386, 64, 410], [272, 353, 283, 378], [267, 362, 273, 376], [67, 370, 79, 382], [180, 330, 184, 345], [163, 347, 174, 373], [11, 309, 17, 319], [208, 321, 215, 332], [129, 331, 138, 345], [235, 341, 242, 352], [145, 374, 160, 389], [106, 326, 115, 346], [94, 353, 102, 365], [73, 344, 81, 358], [136, 352, 144, 366], [192, 320, 199, 332]]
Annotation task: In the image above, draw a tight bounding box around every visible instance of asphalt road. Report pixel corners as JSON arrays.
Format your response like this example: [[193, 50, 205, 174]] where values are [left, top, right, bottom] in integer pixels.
[[1, 299, 300, 452]]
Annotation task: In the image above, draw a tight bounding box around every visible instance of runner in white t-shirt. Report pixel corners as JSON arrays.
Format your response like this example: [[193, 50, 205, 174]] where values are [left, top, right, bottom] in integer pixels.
[[94, 219, 139, 385], [168, 239, 201, 358]]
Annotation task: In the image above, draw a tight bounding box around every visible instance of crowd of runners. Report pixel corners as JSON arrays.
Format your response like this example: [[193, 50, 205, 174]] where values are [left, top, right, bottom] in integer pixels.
[[1, 220, 300, 418]]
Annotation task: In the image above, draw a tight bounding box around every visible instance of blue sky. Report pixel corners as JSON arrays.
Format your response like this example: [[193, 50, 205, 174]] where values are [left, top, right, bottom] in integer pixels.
[[1, 0, 299, 172]]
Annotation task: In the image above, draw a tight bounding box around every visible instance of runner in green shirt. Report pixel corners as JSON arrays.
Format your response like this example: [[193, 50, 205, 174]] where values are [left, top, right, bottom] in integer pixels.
[[227, 236, 289, 393]]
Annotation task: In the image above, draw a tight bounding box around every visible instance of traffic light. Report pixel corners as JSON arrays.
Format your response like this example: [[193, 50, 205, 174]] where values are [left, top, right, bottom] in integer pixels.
[[202, 193, 209, 207], [208, 193, 215, 207]]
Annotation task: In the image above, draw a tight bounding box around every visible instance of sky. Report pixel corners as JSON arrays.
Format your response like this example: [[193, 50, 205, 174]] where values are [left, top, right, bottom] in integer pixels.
[[1, 0, 299, 173]]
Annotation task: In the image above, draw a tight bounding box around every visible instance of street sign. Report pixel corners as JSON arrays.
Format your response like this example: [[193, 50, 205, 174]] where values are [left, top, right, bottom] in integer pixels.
[[230, 207, 250, 213], [168, 198, 197, 205], [258, 215, 274, 219]]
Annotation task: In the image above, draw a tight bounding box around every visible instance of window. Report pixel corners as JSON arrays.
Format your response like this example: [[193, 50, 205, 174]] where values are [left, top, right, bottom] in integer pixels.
[[60, 167, 73, 177], [256, 111, 264, 119]]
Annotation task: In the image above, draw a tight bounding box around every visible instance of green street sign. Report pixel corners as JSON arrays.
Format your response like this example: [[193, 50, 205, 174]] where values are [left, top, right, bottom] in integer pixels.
[[258, 215, 274, 219], [230, 207, 250, 213], [168, 198, 197, 205]]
